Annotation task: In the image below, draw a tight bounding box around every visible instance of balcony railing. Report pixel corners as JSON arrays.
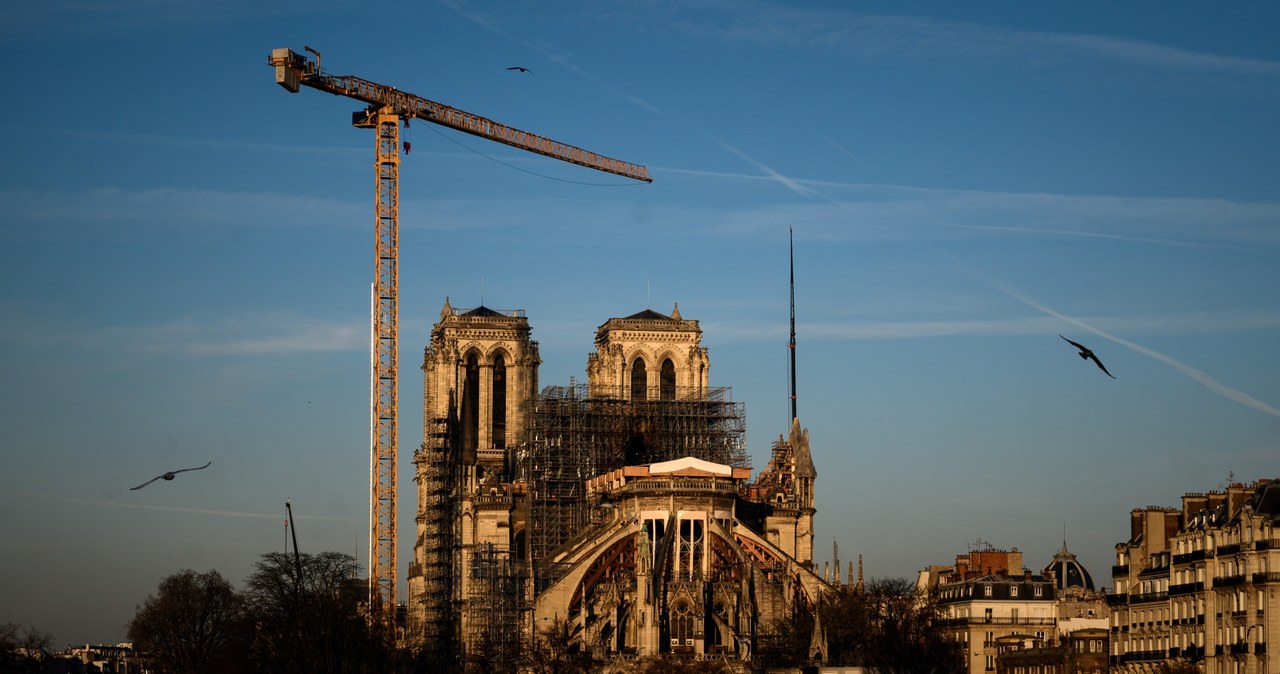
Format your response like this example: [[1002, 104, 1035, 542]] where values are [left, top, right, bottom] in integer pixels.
[[1173, 550, 1209, 564], [1113, 564, 1130, 576], [1120, 650, 1165, 663], [1254, 572, 1280, 584], [1169, 582, 1203, 596], [1216, 574, 1246, 587], [1217, 543, 1241, 556], [936, 617, 1057, 627], [1130, 591, 1169, 604]]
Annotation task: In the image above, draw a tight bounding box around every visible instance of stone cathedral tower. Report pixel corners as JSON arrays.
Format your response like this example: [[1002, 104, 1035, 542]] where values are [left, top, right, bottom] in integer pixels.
[[585, 304, 709, 400], [407, 299, 539, 658], [408, 300, 826, 669]]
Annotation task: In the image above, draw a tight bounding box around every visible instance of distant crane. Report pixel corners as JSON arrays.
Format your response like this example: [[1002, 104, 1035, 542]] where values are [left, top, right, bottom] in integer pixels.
[[266, 46, 651, 637]]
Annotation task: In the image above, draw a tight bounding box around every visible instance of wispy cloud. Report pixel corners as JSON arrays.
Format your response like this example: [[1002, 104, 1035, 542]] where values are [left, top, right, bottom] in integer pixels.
[[939, 223, 1249, 251], [0, 187, 366, 237], [656, 0, 1280, 77], [436, 0, 668, 117], [173, 315, 365, 356], [78, 130, 369, 159], [628, 172, 1280, 247], [0, 304, 365, 357], [14, 492, 360, 522], [706, 308, 1280, 344], [981, 275, 1280, 418], [435, 0, 838, 199], [1, 0, 348, 36]]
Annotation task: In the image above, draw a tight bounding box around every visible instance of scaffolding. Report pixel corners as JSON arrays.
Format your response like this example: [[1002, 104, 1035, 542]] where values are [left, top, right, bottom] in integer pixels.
[[525, 385, 748, 592], [464, 543, 526, 672], [414, 411, 456, 661]]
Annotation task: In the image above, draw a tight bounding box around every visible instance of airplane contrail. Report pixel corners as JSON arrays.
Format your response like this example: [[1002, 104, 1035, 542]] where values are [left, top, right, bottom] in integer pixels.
[[982, 275, 1280, 418]]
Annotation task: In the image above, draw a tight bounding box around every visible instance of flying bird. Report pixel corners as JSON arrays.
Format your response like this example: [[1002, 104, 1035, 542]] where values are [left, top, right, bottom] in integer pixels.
[[130, 461, 212, 490], [506, 66, 531, 73], [1060, 335, 1115, 379]]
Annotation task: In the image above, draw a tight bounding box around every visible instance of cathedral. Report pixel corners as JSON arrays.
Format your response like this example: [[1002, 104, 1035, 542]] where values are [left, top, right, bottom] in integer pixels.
[[405, 301, 825, 667]]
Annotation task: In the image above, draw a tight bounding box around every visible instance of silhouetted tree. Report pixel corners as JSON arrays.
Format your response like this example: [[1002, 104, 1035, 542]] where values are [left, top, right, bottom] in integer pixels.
[[633, 655, 734, 673], [243, 551, 386, 674], [0, 621, 55, 672], [822, 576, 963, 674], [522, 617, 591, 674], [754, 599, 815, 670], [127, 569, 248, 674]]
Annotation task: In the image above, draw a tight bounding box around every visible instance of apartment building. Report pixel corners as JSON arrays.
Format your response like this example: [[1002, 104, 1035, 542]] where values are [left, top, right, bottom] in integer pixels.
[[1110, 479, 1279, 674]]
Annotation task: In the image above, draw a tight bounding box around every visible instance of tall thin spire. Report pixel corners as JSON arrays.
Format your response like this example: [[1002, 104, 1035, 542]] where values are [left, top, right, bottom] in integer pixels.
[[789, 226, 797, 421]]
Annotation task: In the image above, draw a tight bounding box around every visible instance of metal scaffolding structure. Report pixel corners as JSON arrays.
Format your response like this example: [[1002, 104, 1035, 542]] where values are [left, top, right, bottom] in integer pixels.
[[524, 385, 748, 591], [464, 543, 526, 671], [413, 411, 456, 660]]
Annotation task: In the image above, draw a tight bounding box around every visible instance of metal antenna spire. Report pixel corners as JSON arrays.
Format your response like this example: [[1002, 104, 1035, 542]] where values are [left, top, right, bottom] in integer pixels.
[[789, 226, 798, 421]]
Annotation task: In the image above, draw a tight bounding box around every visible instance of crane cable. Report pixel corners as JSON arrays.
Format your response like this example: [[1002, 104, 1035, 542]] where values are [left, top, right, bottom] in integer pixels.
[[420, 122, 645, 187]]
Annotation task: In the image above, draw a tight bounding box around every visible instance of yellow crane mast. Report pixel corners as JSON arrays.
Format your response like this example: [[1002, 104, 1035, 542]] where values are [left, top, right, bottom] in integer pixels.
[[267, 46, 651, 638]]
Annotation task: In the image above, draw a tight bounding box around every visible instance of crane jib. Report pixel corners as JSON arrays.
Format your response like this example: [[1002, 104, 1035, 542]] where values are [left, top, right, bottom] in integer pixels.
[[299, 70, 651, 182], [265, 44, 650, 641]]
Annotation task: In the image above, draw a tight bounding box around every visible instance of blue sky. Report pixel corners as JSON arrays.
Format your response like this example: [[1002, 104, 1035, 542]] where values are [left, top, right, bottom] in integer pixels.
[[2, 0, 1278, 646]]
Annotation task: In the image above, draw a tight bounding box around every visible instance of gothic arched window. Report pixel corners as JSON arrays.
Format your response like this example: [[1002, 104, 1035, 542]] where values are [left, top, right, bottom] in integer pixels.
[[671, 600, 695, 648], [660, 358, 676, 401], [631, 358, 647, 401], [491, 353, 506, 449], [462, 353, 480, 452]]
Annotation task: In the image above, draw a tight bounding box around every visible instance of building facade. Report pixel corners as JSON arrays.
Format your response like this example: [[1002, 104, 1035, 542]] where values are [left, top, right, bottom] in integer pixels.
[[405, 302, 827, 669], [994, 628, 1109, 674], [924, 547, 1061, 674], [923, 543, 1107, 674], [1110, 479, 1280, 674]]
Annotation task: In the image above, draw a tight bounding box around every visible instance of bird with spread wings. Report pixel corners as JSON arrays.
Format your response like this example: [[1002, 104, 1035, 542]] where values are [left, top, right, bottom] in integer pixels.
[[131, 461, 212, 490], [1060, 335, 1116, 379]]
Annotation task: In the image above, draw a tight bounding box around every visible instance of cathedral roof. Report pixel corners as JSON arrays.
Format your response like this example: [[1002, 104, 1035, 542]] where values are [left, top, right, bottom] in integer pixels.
[[1042, 543, 1095, 592], [649, 456, 733, 477], [462, 305, 504, 317], [623, 308, 674, 320]]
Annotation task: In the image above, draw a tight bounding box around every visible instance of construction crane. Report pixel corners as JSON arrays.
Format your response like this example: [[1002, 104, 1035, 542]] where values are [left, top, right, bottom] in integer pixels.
[[266, 46, 651, 639]]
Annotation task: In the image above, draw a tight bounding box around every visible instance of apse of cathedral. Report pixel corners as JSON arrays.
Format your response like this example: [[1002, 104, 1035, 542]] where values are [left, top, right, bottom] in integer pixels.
[[406, 301, 825, 664]]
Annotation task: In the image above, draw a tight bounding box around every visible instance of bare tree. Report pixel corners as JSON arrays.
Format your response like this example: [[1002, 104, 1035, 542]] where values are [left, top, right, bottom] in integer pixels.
[[821, 577, 963, 674], [242, 551, 385, 674], [128, 569, 248, 674], [522, 617, 591, 674], [754, 600, 815, 670], [1, 621, 55, 671]]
